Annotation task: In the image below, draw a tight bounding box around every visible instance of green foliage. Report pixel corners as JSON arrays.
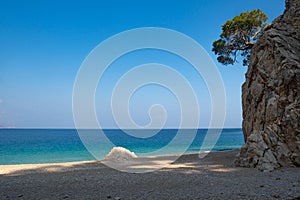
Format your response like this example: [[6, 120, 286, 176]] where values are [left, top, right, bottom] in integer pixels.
[[212, 9, 268, 66]]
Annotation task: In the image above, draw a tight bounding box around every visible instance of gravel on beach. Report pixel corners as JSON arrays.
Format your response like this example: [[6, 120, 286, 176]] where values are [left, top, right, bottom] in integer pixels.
[[1, 150, 299, 200]]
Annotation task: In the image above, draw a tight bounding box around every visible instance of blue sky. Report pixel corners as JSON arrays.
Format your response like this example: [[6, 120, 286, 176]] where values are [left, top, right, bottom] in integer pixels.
[[0, 0, 285, 128]]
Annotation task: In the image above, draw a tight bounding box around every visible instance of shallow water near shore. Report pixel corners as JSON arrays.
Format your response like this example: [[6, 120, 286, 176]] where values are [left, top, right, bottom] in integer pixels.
[[0, 128, 244, 164]]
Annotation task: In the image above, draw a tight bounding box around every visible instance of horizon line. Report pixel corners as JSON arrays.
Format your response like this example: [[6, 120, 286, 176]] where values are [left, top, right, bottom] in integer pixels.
[[0, 127, 242, 129]]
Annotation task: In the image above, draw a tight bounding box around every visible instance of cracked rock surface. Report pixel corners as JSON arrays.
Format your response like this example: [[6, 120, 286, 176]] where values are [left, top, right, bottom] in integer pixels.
[[235, 0, 300, 171]]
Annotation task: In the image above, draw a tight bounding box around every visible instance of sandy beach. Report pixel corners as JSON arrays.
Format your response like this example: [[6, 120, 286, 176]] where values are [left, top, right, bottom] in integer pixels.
[[1, 150, 299, 200]]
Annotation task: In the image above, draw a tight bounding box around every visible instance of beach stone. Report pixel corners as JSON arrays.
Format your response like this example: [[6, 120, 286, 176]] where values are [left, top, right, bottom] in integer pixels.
[[235, 0, 300, 171], [104, 147, 137, 162]]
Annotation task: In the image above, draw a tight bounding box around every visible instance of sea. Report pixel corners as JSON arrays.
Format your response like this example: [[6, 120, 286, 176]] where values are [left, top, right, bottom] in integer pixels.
[[0, 128, 244, 165]]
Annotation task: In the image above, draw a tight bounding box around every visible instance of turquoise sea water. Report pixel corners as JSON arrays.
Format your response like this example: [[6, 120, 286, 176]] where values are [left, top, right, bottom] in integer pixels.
[[0, 129, 244, 165]]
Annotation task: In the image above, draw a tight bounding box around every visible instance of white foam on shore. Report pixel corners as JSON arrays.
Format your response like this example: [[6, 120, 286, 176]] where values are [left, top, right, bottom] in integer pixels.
[[104, 147, 137, 162]]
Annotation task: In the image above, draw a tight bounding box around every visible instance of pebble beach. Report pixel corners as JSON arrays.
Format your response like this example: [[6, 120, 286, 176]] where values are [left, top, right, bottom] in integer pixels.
[[1, 150, 299, 199]]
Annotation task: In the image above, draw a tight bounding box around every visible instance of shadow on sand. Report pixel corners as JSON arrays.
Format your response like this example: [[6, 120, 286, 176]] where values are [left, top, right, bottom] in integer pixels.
[[1, 150, 299, 199]]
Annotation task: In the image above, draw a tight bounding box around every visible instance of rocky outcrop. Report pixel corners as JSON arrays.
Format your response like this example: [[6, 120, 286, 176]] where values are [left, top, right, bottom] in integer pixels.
[[236, 0, 300, 171]]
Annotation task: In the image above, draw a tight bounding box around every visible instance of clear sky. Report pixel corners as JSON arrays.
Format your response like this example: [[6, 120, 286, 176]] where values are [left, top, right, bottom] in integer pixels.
[[0, 0, 285, 128]]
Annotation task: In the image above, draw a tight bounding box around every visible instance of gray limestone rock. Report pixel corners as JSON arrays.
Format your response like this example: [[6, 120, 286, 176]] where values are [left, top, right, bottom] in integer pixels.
[[235, 0, 300, 171]]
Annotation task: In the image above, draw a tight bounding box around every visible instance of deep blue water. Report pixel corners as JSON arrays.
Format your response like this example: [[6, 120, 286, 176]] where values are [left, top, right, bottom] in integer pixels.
[[0, 129, 244, 164]]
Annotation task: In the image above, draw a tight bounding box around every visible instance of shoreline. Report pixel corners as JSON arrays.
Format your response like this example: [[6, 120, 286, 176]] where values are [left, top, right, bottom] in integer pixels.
[[0, 150, 229, 175], [1, 150, 299, 199], [0, 149, 238, 171]]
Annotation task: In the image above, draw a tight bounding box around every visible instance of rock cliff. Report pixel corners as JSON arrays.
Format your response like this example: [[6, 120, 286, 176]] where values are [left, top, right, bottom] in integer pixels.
[[236, 0, 300, 171]]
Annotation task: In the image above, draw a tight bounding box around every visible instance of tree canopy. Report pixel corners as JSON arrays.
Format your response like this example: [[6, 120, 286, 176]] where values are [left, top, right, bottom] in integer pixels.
[[212, 9, 268, 66]]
